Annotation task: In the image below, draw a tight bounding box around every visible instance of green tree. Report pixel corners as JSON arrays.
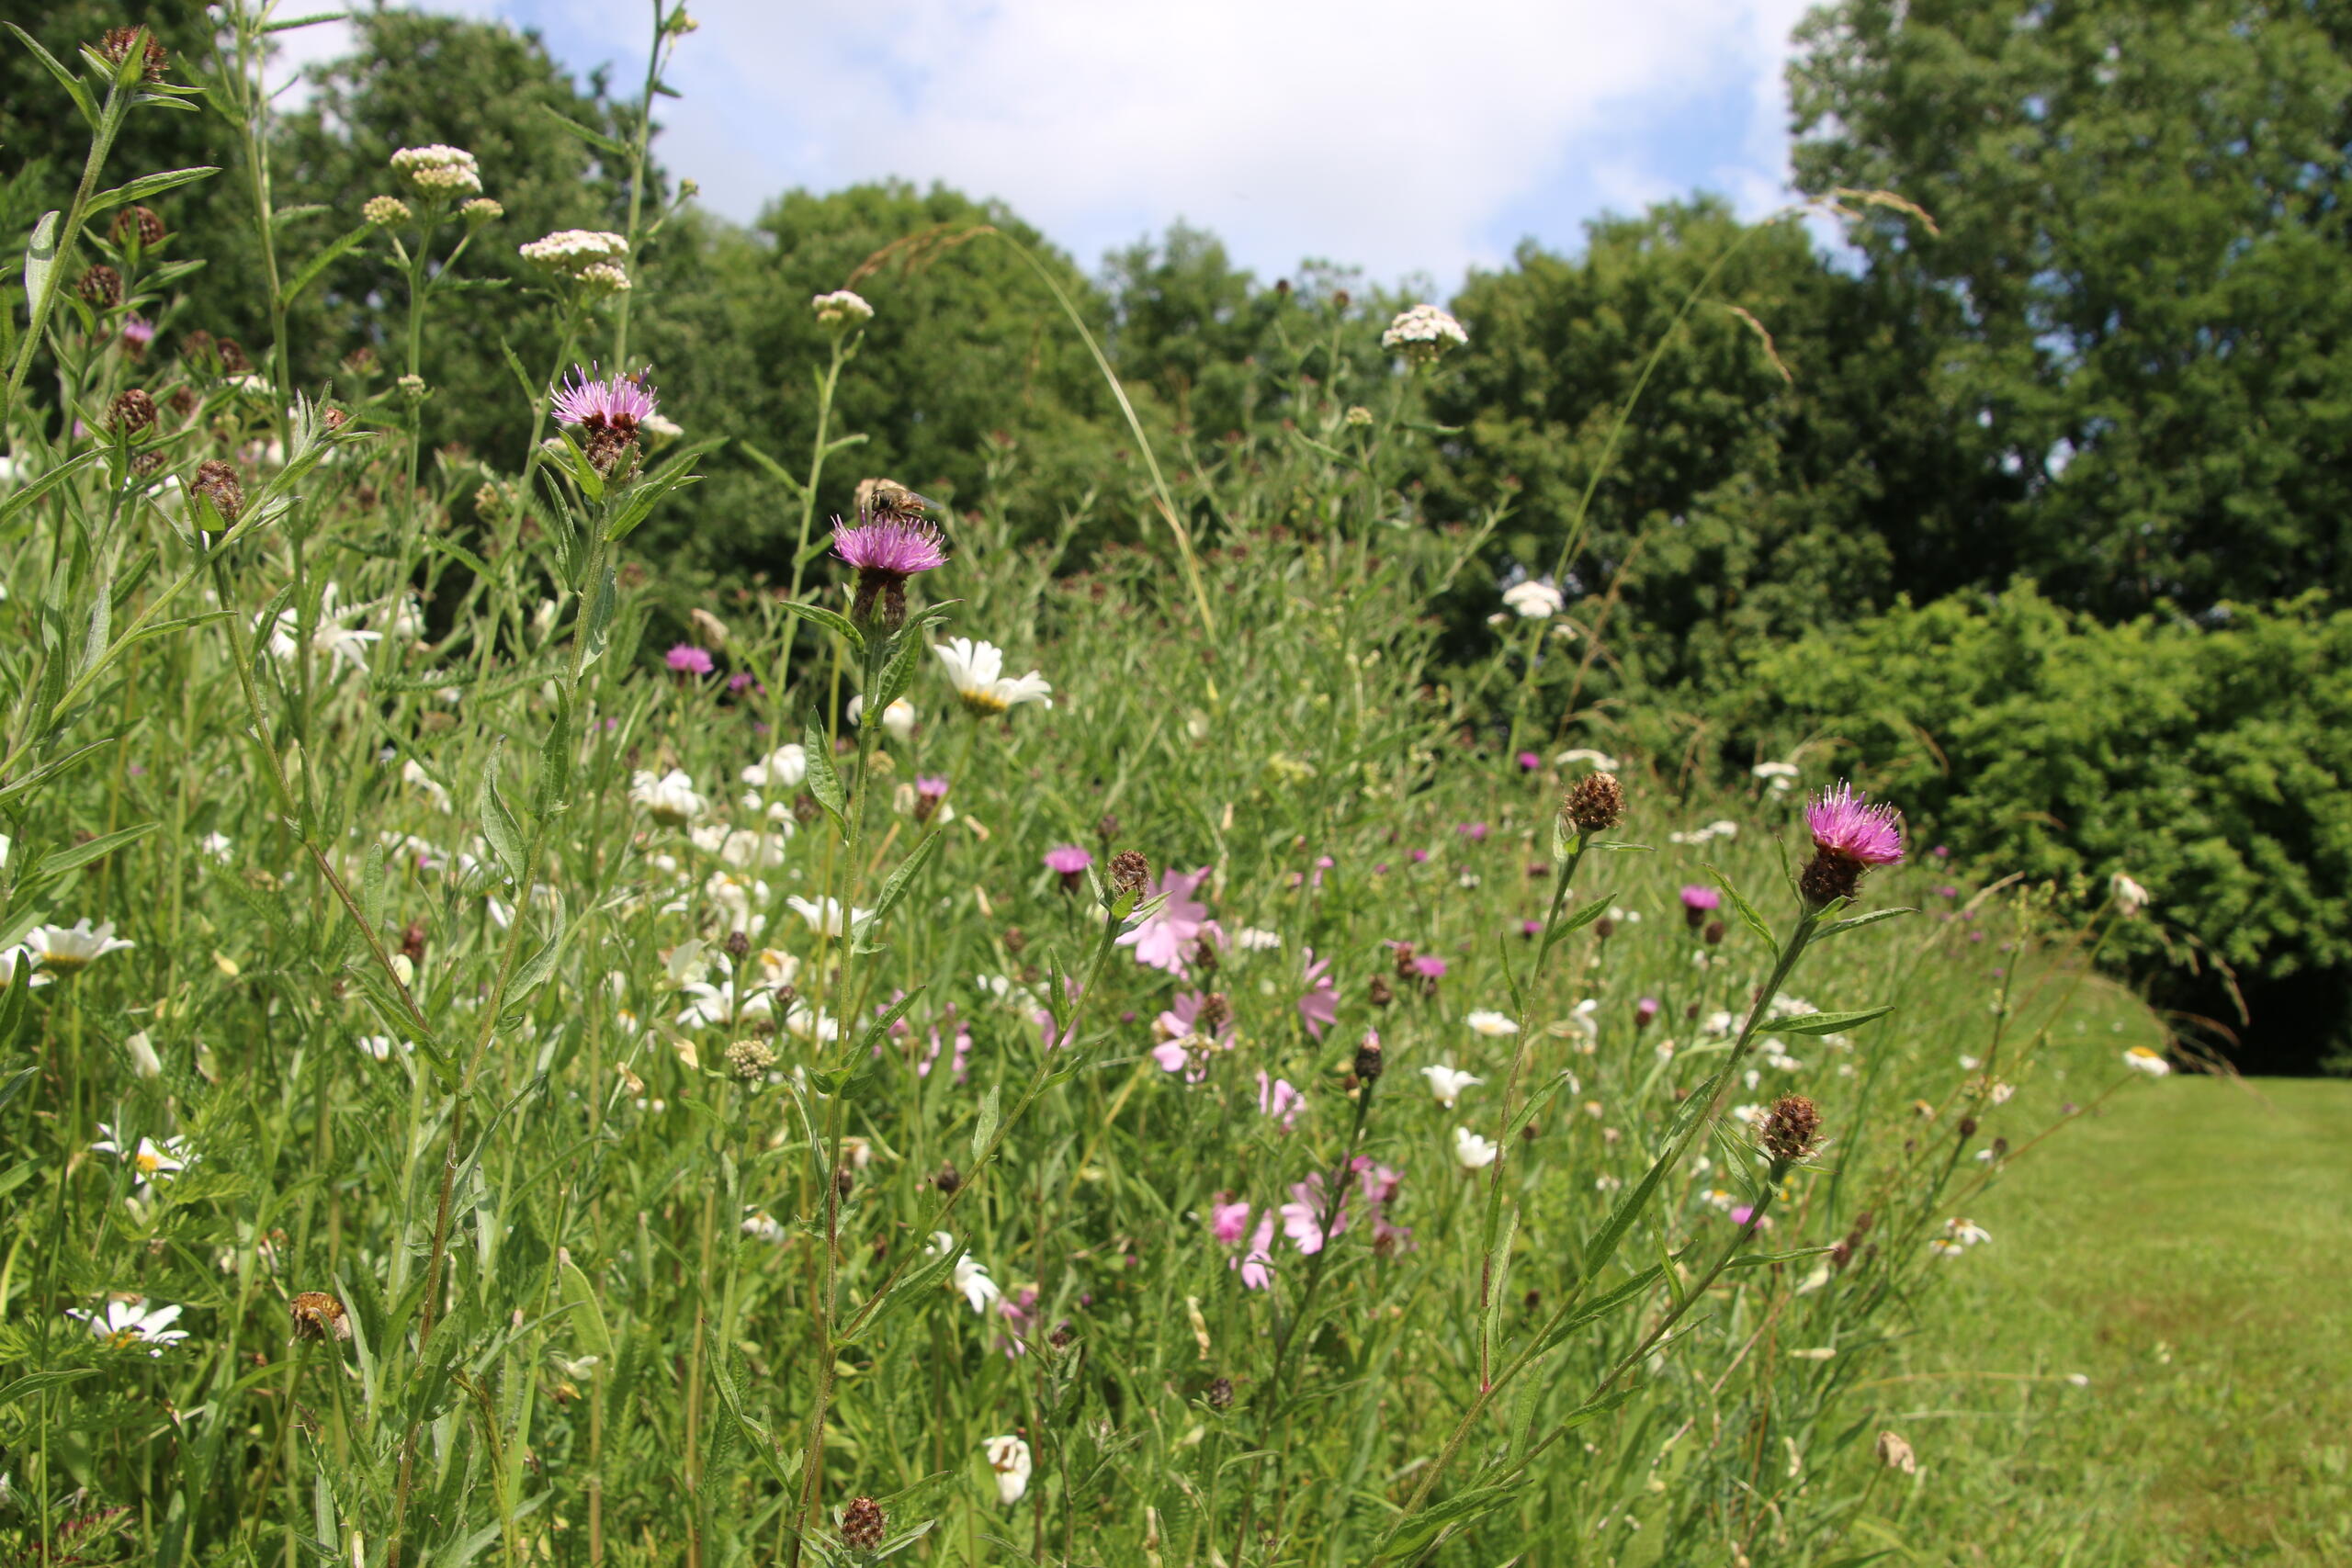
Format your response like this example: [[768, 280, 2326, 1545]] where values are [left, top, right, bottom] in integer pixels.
[[271, 8, 636, 463], [1791, 0, 2352, 616], [1429, 197, 1973, 693], [639, 180, 1126, 581]]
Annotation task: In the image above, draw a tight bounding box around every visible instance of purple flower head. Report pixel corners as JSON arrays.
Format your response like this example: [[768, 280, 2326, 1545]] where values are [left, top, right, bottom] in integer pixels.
[[915, 774, 951, 800], [1517, 750, 1541, 772], [1520, 919, 1542, 938], [1805, 783, 1905, 867], [1456, 821, 1489, 842], [919, 1007, 972, 1082], [1279, 1172, 1345, 1253], [1408, 848, 1430, 863], [1410, 954, 1449, 981], [1635, 996, 1660, 1028], [552, 366, 657, 432], [1211, 1198, 1253, 1247], [1297, 949, 1340, 1040], [1679, 884, 1722, 912], [727, 671, 760, 694], [1931, 844, 1951, 859], [121, 314, 155, 348], [665, 643, 713, 675], [1729, 1204, 1757, 1228], [833, 511, 948, 627], [1044, 844, 1093, 874]]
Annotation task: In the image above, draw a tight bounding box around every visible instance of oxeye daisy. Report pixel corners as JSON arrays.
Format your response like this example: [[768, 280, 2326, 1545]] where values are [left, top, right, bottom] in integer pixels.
[[933, 637, 1053, 716]]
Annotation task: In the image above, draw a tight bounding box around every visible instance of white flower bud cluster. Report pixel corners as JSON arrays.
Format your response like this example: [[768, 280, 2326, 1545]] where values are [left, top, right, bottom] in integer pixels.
[[521, 230, 631, 276], [1381, 303, 1469, 363], [812, 289, 876, 329], [390, 145, 483, 198]]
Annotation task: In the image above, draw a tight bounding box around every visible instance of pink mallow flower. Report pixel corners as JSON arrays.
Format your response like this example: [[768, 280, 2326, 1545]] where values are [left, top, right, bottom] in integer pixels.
[[1297, 949, 1339, 1039], [920, 1007, 972, 1081], [1211, 1197, 1253, 1247], [1279, 1173, 1346, 1254], [1236, 1213, 1277, 1290], [1257, 1070, 1305, 1131], [1044, 843, 1092, 893], [1152, 991, 1234, 1081], [1117, 867, 1222, 976]]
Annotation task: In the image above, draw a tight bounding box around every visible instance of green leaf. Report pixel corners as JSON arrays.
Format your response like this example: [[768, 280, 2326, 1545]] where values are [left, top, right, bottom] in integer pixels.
[[857, 830, 944, 946], [85, 166, 219, 217], [802, 710, 847, 831], [1503, 1068, 1576, 1145], [282, 224, 371, 309], [790, 601, 864, 652], [1533, 1266, 1666, 1358], [1772, 1005, 1894, 1036], [3, 27, 96, 127], [557, 1258, 613, 1358], [477, 747, 529, 885], [1817, 906, 1917, 940], [263, 11, 349, 34], [839, 1236, 962, 1347], [1705, 863, 1777, 948], [0, 447, 103, 526], [503, 897, 568, 1011], [970, 1085, 1001, 1163], [32, 819, 158, 879], [22, 209, 61, 319], [537, 102, 628, 157], [0, 1368, 98, 1408]]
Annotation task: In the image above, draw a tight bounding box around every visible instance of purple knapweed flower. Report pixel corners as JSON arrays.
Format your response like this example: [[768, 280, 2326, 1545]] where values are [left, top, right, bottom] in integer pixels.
[[1456, 821, 1489, 843], [1635, 996, 1659, 1029], [832, 506, 947, 628], [1517, 750, 1541, 772], [1520, 919, 1542, 938], [552, 366, 656, 475], [666, 643, 713, 675], [121, 315, 155, 351], [726, 671, 760, 694], [1800, 783, 1905, 906]]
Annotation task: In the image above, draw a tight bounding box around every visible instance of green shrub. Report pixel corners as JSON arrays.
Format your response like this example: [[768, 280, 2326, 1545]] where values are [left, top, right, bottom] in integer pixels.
[[1728, 583, 2352, 1063]]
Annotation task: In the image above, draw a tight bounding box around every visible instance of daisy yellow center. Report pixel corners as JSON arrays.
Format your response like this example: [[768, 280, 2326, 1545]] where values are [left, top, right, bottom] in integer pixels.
[[106, 1326, 146, 1348], [135, 1151, 161, 1173], [958, 691, 1010, 716]]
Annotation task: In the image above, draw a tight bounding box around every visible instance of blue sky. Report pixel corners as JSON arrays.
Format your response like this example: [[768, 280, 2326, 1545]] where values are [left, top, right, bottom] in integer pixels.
[[284, 0, 1818, 290]]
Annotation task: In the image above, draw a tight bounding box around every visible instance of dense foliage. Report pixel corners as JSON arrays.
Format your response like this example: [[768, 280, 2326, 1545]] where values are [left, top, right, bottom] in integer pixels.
[[6, 0, 2346, 1074]]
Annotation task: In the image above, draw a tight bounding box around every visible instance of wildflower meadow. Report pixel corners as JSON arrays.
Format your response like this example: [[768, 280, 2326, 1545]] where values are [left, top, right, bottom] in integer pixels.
[[2, 5, 2323, 1566]]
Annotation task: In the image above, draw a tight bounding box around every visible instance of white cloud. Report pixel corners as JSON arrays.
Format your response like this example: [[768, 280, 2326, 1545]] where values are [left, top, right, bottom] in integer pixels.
[[315, 0, 1817, 287]]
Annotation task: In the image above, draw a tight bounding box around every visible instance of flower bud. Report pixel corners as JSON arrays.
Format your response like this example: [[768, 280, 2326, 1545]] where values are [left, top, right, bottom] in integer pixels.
[[840, 1495, 885, 1551], [1561, 771, 1625, 836]]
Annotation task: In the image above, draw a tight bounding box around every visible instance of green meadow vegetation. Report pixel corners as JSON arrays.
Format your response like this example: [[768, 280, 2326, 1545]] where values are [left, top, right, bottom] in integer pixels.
[[0, 1, 2343, 1563]]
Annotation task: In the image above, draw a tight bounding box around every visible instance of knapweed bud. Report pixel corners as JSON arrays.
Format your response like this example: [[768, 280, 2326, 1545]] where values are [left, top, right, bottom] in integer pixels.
[[108, 388, 156, 434], [1956, 1115, 1977, 1140], [722, 930, 751, 961], [78, 265, 123, 308], [1110, 851, 1149, 898], [1204, 1375, 1234, 1410], [1353, 1031, 1385, 1082], [840, 1495, 886, 1551], [724, 1038, 774, 1082], [1703, 919, 1725, 945], [98, 25, 168, 80], [933, 1161, 961, 1195], [1562, 771, 1625, 836], [363, 195, 412, 228], [111, 205, 165, 247], [1760, 1094, 1821, 1164], [290, 1291, 352, 1343], [215, 338, 252, 375], [1195, 993, 1232, 1033], [191, 458, 243, 523], [1367, 974, 1394, 1007], [1096, 812, 1121, 843], [1046, 1322, 1075, 1350]]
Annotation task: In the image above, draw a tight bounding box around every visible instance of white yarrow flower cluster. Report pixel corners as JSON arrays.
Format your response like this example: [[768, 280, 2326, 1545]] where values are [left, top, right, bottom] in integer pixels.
[[1501, 579, 1565, 619], [933, 637, 1053, 716], [1382, 303, 1468, 363], [390, 144, 482, 197], [520, 230, 630, 294], [811, 289, 875, 329]]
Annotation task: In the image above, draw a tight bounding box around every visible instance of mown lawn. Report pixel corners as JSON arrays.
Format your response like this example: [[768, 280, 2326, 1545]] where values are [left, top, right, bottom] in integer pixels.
[[1881, 1076, 2352, 1565]]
